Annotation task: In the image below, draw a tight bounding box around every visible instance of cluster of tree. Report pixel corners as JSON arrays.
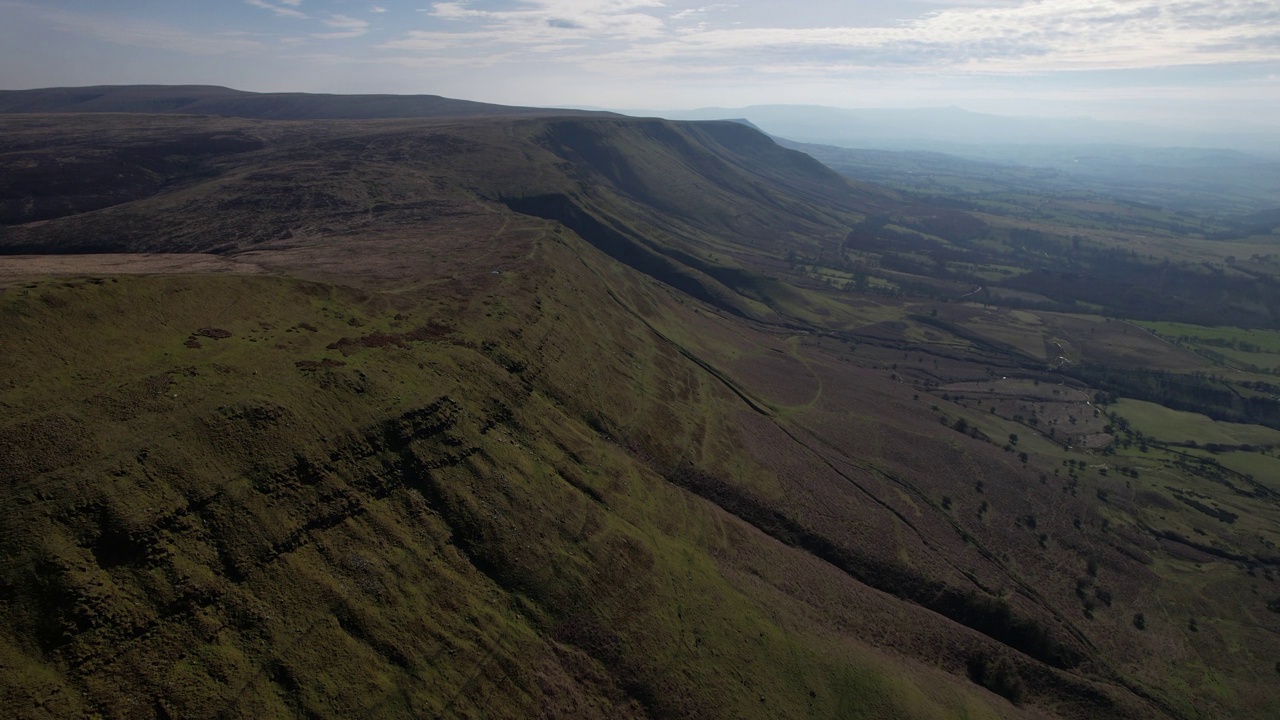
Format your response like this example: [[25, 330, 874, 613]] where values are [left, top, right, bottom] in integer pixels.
[[1065, 366, 1280, 430], [832, 211, 1280, 330], [1180, 336, 1268, 353], [966, 653, 1025, 705], [1172, 492, 1240, 524], [1005, 261, 1280, 328]]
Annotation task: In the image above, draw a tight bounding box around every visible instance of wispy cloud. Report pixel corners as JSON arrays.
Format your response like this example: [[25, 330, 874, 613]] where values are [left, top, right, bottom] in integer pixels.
[[314, 14, 370, 39], [385, 0, 667, 53], [3, 1, 266, 55], [720, 0, 1279, 72], [384, 0, 1280, 76], [242, 1, 378, 42], [245, 0, 308, 19], [670, 4, 735, 22]]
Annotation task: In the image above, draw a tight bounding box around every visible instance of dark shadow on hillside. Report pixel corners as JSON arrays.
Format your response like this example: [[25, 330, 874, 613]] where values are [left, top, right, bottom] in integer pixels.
[[664, 462, 1086, 672], [503, 193, 753, 318]]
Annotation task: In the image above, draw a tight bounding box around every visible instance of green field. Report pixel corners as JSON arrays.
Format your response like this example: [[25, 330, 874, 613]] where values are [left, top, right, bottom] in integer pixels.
[[1135, 321, 1280, 371], [1203, 451, 1280, 490], [1110, 398, 1280, 447], [1134, 321, 1280, 353]]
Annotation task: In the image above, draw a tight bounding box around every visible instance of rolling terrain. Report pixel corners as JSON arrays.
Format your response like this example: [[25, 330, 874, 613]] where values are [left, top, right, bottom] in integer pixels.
[[2, 88, 1278, 719], [780, 139, 1280, 231]]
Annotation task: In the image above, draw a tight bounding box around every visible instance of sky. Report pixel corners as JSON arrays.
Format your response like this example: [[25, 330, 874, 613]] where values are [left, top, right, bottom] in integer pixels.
[[1, 0, 1278, 132]]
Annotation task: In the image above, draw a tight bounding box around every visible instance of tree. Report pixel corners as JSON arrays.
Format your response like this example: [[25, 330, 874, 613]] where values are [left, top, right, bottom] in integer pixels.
[[967, 654, 1026, 705]]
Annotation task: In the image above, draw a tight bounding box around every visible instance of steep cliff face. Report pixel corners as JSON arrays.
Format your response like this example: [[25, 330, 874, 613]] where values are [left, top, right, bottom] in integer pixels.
[[0, 113, 882, 259]]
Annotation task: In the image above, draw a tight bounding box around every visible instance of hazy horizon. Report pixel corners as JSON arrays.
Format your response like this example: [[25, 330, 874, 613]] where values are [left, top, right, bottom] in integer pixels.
[[2, 1, 1277, 137]]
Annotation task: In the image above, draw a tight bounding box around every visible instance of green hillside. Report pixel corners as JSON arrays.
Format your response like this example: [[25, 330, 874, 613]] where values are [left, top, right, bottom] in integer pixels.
[[2, 108, 1278, 719]]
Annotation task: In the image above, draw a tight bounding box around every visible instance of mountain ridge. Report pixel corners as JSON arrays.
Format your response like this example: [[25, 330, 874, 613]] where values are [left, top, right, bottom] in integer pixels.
[[0, 84, 612, 120], [625, 103, 1280, 157]]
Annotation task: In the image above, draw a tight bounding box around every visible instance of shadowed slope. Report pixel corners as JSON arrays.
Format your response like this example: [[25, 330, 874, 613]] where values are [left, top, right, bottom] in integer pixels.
[[0, 113, 893, 321]]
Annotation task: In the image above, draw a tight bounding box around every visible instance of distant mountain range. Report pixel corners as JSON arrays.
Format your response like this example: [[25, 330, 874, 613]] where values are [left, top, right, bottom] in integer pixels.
[[618, 104, 1280, 158], [602, 103, 1280, 217], [780, 138, 1280, 218]]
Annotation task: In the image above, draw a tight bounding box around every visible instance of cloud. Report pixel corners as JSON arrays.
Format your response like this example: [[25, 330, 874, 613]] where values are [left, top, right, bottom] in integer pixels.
[[386, 0, 667, 52], [245, 0, 377, 41], [3, 0, 371, 56], [382, 0, 1280, 77], [2, 1, 266, 55], [245, 0, 308, 19], [314, 14, 370, 39], [670, 4, 734, 22]]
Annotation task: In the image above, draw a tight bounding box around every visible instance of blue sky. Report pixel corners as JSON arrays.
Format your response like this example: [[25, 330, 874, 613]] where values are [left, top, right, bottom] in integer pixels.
[[1, 0, 1277, 131]]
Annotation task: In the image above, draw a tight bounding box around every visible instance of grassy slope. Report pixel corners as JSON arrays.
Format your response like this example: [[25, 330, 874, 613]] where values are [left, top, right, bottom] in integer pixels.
[[0, 267, 1007, 720], [3, 112, 1278, 719]]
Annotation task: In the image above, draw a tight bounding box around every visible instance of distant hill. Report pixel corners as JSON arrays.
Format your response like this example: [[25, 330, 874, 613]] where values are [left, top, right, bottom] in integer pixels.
[[0, 84, 611, 120], [627, 104, 1280, 157], [779, 138, 1280, 218], [630, 102, 1280, 217]]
